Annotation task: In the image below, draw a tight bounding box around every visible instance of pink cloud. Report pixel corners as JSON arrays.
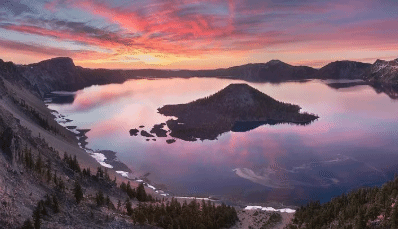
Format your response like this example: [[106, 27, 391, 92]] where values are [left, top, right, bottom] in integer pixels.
[[2, 0, 398, 68]]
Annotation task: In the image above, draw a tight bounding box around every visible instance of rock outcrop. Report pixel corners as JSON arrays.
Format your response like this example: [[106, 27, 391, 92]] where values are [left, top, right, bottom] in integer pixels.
[[363, 58, 398, 85], [19, 57, 81, 97]]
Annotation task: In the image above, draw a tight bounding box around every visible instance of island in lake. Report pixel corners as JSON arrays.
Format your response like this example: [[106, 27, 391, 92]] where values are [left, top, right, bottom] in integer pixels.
[[131, 83, 319, 142]]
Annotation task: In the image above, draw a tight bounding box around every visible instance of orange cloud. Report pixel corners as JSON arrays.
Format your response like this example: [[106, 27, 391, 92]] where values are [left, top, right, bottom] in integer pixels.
[[2, 0, 398, 68]]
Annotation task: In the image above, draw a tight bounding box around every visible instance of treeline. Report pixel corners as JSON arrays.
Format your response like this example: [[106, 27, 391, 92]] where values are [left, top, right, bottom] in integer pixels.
[[11, 96, 59, 134], [286, 176, 398, 229], [120, 181, 156, 202], [127, 197, 238, 229], [18, 149, 118, 228], [22, 194, 61, 229], [63, 152, 117, 185], [16, 146, 66, 229], [16, 146, 67, 191]]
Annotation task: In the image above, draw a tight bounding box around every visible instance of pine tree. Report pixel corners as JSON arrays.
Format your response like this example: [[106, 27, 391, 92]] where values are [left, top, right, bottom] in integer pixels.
[[126, 199, 133, 216], [35, 153, 43, 174], [53, 171, 57, 185], [391, 203, 398, 228], [33, 205, 41, 229], [105, 195, 111, 209], [63, 152, 68, 162], [46, 168, 51, 183], [52, 195, 60, 213], [57, 177, 65, 191], [22, 219, 34, 229], [117, 199, 122, 211], [73, 182, 84, 204], [44, 194, 51, 206], [354, 212, 366, 229], [97, 167, 104, 178], [135, 209, 147, 225], [96, 190, 105, 206], [136, 183, 147, 202], [72, 155, 81, 173]]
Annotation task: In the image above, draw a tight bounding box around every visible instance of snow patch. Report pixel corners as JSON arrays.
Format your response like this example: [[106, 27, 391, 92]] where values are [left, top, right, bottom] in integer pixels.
[[116, 171, 129, 178], [90, 152, 113, 168], [244, 206, 296, 213], [50, 91, 77, 95], [175, 196, 211, 201], [147, 184, 156, 190]]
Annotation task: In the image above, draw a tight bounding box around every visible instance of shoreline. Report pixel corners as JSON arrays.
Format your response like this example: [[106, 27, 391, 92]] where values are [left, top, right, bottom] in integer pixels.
[[45, 92, 297, 214]]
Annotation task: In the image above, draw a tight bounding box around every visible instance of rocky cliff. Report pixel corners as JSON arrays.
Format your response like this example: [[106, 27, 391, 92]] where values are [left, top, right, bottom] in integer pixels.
[[19, 57, 83, 97], [363, 58, 398, 85]]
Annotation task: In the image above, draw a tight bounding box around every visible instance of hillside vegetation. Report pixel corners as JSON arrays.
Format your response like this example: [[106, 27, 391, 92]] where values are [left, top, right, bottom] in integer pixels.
[[286, 176, 398, 229]]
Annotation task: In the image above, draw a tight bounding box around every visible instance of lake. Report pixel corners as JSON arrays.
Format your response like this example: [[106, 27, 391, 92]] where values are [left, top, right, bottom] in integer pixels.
[[46, 78, 398, 206]]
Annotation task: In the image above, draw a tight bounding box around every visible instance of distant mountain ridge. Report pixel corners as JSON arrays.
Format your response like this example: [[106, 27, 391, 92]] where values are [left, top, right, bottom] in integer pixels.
[[313, 61, 372, 80], [192, 60, 317, 82], [1, 56, 398, 99]]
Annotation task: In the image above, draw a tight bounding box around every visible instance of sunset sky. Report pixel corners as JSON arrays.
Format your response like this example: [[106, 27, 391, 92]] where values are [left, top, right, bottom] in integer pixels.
[[1, 0, 397, 69]]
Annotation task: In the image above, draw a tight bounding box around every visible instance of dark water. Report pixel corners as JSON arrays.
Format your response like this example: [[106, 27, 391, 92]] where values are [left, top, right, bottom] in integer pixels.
[[46, 78, 398, 206]]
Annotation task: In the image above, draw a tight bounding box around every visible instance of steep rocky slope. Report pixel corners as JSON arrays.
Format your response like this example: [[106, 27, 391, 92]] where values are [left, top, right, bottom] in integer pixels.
[[19, 57, 83, 97], [0, 94, 145, 228], [363, 58, 398, 85], [18, 57, 127, 97], [0, 58, 160, 229]]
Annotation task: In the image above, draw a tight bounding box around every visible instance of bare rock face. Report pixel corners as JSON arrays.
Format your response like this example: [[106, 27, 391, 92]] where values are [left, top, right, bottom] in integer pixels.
[[364, 58, 398, 85], [19, 57, 82, 97]]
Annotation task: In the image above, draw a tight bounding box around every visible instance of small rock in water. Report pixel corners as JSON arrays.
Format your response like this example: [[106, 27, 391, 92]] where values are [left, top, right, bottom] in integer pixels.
[[141, 130, 155, 137], [129, 129, 139, 136], [139, 125, 145, 128], [166, 139, 176, 144], [146, 139, 150, 141]]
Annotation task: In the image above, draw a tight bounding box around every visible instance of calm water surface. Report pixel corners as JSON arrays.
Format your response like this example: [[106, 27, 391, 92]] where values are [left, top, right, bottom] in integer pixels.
[[47, 78, 398, 205]]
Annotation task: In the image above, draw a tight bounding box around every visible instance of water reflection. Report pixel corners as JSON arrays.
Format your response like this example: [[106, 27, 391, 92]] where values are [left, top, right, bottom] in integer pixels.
[[45, 91, 76, 104], [325, 80, 398, 100], [46, 78, 398, 205], [129, 83, 318, 142]]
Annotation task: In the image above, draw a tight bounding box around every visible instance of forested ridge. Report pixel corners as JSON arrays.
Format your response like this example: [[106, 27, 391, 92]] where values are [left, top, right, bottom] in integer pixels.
[[286, 176, 398, 229]]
